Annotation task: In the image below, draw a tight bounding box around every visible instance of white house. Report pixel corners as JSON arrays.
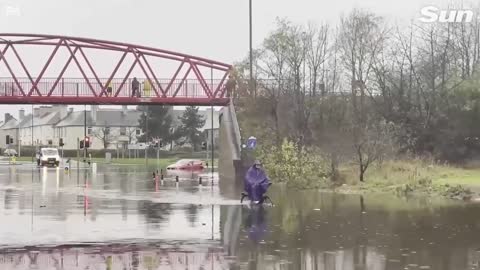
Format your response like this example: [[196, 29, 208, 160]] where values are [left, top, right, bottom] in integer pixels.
[[54, 105, 142, 150], [0, 105, 221, 153], [0, 113, 18, 149], [17, 105, 66, 147]]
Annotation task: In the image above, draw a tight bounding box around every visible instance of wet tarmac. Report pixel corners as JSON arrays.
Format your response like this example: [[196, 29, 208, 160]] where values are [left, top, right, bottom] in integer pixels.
[[1, 163, 480, 269]]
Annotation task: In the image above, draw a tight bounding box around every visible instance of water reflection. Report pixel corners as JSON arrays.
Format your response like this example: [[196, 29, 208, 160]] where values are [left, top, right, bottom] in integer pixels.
[[244, 206, 267, 244], [1, 165, 480, 269], [0, 244, 232, 270]]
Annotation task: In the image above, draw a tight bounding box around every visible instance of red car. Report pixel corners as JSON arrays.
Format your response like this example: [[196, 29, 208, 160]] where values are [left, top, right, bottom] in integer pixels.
[[166, 159, 204, 170]]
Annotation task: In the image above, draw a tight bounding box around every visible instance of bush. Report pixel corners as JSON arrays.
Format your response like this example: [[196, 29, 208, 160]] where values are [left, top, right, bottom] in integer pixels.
[[260, 139, 330, 188]]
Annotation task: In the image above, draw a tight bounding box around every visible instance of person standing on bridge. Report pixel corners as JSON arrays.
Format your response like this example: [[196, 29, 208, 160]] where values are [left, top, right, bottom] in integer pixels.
[[106, 81, 113, 97], [143, 79, 151, 97], [132, 77, 140, 97]]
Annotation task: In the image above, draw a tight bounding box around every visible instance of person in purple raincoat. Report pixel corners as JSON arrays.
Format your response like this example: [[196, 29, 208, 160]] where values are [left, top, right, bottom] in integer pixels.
[[243, 160, 271, 204]]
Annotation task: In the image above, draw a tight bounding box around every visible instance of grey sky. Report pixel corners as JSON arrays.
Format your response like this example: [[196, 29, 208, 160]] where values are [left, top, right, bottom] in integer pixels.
[[0, 0, 470, 120]]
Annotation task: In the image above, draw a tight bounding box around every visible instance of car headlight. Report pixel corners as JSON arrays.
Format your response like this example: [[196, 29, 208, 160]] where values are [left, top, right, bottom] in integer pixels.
[[41, 157, 47, 161]]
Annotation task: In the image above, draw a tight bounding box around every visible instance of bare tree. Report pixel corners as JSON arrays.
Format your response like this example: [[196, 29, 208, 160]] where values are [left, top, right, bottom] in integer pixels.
[[93, 124, 114, 149], [126, 127, 138, 144]]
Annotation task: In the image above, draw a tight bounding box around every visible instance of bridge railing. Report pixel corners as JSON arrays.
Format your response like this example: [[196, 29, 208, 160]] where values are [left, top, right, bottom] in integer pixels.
[[0, 77, 226, 98]]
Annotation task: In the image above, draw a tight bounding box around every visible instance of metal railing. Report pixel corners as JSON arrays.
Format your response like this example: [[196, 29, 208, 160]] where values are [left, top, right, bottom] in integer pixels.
[[0, 77, 226, 98]]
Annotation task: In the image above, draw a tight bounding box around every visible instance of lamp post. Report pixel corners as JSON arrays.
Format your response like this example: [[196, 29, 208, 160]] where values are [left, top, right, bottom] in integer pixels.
[[31, 104, 34, 163], [84, 105, 87, 161], [249, 0, 255, 98]]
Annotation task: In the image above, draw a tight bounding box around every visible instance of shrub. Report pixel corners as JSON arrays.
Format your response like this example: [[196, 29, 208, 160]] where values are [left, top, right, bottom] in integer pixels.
[[259, 139, 330, 188]]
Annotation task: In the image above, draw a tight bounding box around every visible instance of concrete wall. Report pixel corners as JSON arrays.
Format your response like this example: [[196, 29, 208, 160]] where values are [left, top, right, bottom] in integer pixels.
[[218, 102, 245, 196]]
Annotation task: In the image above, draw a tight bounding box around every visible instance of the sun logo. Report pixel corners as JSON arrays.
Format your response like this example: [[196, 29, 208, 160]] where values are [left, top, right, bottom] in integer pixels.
[[419, 6, 475, 23]]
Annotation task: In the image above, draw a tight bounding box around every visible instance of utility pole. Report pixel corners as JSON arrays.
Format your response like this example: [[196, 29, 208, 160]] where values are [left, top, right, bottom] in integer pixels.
[[84, 105, 87, 161], [249, 0, 255, 98], [210, 69, 215, 183], [31, 104, 34, 163], [210, 104, 214, 183], [145, 106, 149, 165]]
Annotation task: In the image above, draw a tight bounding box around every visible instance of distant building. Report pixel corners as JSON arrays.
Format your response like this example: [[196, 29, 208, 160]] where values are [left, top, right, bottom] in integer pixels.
[[0, 105, 220, 153], [17, 105, 66, 147], [54, 105, 142, 150], [0, 112, 18, 149], [0, 105, 141, 151]]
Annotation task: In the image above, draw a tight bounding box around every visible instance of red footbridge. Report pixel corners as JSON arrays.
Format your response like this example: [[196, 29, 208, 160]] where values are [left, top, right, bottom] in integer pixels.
[[0, 34, 233, 106]]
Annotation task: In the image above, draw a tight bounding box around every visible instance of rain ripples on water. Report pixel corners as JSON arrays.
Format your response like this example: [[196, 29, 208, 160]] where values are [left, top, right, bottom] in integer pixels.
[[0, 164, 479, 269]]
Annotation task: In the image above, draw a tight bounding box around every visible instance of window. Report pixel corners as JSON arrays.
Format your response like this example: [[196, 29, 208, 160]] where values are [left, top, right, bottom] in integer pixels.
[[87, 127, 92, 135], [136, 129, 141, 135], [120, 127, 126, 136]]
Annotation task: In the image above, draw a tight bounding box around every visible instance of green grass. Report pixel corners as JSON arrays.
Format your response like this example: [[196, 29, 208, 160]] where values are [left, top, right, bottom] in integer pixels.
[[337, 159, 480, 197], [15, 156, 35, 162]]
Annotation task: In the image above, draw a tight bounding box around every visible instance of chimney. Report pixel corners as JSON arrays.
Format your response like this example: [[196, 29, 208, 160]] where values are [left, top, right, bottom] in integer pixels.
[[19, 109, 25, 120], [33, 108, 40, 117], [91, 105, 98, 123], [4, 113, 12, 123], [122, 105, 128, 116], [55, 105, 68, 119], [38, 105, 53, 116]]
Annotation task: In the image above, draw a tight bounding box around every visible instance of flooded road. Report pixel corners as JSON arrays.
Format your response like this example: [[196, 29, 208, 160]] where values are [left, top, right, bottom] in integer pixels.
[[1, 164, 480, 269]]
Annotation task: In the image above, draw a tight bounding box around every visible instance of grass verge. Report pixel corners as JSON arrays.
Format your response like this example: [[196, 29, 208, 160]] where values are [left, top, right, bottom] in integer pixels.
[[334, 159, 480, 200]]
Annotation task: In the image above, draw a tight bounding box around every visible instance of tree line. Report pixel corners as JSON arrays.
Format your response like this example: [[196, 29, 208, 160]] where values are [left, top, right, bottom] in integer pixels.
[[234, 8, 480, 182], [137, 105, 206, 151]]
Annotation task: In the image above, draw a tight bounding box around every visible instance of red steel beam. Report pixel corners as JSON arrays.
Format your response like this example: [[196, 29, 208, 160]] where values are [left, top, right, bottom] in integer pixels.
[[0, 44, 27, 96], [0, 40, 230, 71], [63, 40, 97, 97], [28, 39, 63, 96], [99, 51, 128, 97], [0, 34, 232, 105], [10, 44, 38, 94], [213, 72, 229, 97], [0, 33, 231, 69], [47, 47, 79, 96], [131, 50, 160, 98], [0, 96, 230, 106], [114, 55, 139, 97], [0, 39, 231, 71], [77, 46, 104, 92], [190, 62, 212, 97], [165, 61, 185, 95], [172, 66, 192, 98], [140, 53, 166, 97]]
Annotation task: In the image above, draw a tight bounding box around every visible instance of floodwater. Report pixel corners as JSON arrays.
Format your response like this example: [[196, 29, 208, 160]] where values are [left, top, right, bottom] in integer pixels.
[[1, 163, 480, 270]]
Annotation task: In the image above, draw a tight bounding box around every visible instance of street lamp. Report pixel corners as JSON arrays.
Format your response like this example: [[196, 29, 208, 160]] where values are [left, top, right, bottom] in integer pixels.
[[249, 0, 255, 98]]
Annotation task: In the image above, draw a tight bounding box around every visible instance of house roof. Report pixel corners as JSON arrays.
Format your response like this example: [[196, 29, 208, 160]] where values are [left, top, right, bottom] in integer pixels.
[[55, 110, 141, 127], [17, 111, 61, 129], [0, 117, 18, 130]]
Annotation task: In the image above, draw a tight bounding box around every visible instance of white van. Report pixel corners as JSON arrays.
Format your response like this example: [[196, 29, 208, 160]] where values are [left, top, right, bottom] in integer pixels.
[[36, 148, 61, 167]]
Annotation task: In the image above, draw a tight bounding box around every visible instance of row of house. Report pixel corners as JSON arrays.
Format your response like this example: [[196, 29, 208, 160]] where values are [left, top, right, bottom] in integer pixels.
[[0, 105, 219, 152]]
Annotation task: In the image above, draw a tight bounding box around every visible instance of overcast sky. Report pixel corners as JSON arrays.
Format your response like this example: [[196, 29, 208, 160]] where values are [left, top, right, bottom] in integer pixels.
[[0, 0, 472, 121]]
